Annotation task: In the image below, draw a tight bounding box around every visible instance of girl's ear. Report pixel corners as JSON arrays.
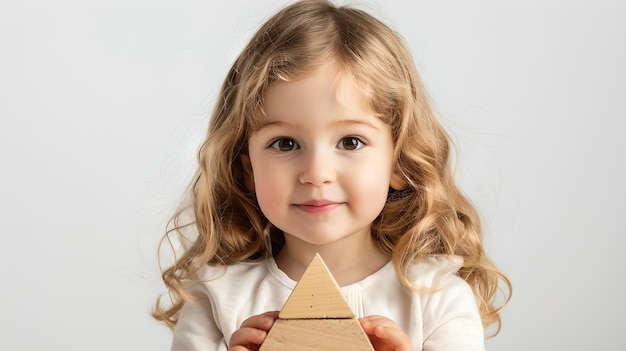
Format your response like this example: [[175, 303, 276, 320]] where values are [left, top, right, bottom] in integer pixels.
[[240, 154, 255, 192], [390, 169, 408, 190]]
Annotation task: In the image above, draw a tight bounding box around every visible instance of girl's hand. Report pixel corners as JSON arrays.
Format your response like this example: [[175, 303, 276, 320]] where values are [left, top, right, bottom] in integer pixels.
[[228, 311, 279, 351], [359, 315, 412, 351]]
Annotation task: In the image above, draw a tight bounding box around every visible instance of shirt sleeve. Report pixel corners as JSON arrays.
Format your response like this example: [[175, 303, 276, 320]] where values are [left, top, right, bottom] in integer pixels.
[[421, 276, 486, 351], [171, 290, 227, 351]]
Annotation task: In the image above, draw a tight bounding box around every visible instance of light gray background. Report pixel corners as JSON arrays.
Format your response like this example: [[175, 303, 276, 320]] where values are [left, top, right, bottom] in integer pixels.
[[1, 0, 624, 350]]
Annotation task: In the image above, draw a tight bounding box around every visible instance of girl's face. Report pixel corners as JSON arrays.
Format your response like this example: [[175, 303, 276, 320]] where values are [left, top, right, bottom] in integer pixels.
[[244, 64, 396, 249]]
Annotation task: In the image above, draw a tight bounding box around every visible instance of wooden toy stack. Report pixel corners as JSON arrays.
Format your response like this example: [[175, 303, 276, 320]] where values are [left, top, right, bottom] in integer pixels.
[[259, 253, 374, 350]]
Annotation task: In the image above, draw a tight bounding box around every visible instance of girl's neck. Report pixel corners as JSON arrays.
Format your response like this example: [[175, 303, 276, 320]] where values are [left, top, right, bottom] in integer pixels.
[[274, 233, 389, 287]]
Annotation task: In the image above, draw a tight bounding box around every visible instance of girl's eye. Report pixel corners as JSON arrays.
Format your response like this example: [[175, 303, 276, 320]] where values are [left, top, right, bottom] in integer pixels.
[[270, 138, 300, 151], [338, 137, 364, 151]]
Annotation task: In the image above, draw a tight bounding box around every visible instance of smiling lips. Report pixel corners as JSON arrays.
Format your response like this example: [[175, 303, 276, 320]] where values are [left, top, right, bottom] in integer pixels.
[[294, 199, 343, 214]]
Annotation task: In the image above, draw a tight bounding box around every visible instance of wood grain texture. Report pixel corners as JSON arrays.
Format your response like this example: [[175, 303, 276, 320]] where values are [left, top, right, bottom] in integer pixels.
[[259, 318, 375, 351], [279, 253, 354, 319]]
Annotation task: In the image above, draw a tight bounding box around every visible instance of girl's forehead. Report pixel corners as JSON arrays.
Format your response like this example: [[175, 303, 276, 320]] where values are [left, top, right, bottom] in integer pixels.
[[263, 65, 371, 115], [267, 64, 352, 97]]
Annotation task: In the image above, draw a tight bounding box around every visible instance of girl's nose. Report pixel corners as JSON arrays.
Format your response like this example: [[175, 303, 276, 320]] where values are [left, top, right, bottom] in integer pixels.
[[298, 149, 336, 186]]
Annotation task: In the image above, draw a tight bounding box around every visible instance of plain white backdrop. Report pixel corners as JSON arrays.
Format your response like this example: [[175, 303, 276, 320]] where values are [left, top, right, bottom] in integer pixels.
[[1, 0, 624, 350]]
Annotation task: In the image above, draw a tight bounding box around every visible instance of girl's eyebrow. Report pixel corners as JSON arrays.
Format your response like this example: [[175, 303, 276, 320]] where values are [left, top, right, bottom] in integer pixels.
[[254, 120, 292, 132], [330, 119, 380, 131]]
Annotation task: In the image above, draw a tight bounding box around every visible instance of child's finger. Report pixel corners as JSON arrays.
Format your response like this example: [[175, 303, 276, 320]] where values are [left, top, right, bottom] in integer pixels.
[[229, 327, 267, 349], [372, 325, 409, 346], [360, 315, 398, 328], [228, 346, 253, 351], [359, 315, 412, 351], [239, 311, 279, 330], [228, 311, 279, 349]]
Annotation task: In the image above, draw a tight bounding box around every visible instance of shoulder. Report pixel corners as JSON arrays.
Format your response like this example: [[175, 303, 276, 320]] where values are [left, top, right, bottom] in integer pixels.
[[186, 257, 292, 310], [189, 258, 277, 295], [407, 255, 481, 331], [173, 259, 289, 349], [405, 256, 485, 349], [407, 255, 477, 317], [196, 258, 272, 281], [174, 258, 292, 347], [406, 255, 466, 290]]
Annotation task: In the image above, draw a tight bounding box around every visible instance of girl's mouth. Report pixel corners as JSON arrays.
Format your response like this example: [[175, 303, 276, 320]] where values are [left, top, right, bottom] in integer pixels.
[[294, 200, 342, 214]]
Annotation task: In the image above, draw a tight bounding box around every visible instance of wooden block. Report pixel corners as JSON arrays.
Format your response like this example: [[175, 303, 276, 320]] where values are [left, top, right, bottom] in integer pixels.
[[259, 318, 375, 351], [278, 253, 354, 319], [259, 253, 374, 350]]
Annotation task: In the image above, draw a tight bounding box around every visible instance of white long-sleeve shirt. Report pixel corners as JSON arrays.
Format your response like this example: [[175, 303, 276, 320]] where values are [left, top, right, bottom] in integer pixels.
[[171, 255, 485, 351]]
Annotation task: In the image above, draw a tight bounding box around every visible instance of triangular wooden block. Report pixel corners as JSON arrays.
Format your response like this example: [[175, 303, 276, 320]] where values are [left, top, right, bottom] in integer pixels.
[[259, 253, 374, 351], [278, 253, 354, 319]]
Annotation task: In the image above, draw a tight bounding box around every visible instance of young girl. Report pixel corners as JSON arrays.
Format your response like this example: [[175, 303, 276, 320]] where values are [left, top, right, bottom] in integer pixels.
[[154, 1, 511, 350]]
